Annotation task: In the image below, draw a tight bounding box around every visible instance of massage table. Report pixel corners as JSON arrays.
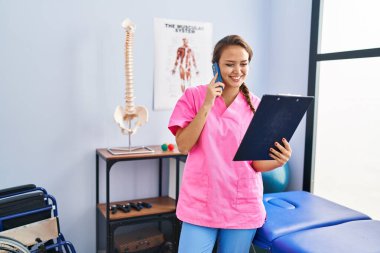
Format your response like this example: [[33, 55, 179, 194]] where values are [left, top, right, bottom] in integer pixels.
[[254, 191, 380, 253]]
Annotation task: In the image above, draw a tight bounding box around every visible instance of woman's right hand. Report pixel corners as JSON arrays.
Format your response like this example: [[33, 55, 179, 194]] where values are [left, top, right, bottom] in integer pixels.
[[204, 73, 225, 108]]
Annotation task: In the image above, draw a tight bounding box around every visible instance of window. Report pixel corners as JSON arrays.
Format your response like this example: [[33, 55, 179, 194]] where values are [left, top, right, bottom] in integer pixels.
[[305, 0, 380, 219], [320, 0, 380, 53]]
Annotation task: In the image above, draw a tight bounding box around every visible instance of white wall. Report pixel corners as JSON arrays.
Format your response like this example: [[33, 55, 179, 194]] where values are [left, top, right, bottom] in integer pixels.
[[263, 0, 312, 190], [0, 0, 311, 251]]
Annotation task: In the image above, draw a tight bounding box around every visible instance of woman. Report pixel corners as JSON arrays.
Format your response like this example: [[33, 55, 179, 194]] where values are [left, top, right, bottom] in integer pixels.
[[168, 35, 292, 253]]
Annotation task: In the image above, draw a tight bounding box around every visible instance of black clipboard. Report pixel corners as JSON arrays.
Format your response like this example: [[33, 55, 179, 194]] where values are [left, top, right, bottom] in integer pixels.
[[233, 94, 314, 161]]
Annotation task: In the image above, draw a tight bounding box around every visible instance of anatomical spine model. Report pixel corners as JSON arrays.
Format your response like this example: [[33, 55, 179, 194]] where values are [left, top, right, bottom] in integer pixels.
[[114, 18, 148, 148]]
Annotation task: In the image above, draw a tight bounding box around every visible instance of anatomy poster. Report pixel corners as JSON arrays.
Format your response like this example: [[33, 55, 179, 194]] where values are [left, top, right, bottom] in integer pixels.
[[154, 18, 213, 110]]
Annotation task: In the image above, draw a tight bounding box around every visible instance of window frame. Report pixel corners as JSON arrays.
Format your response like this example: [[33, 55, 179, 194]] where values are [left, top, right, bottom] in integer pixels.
[[303, 0, 380, 191]]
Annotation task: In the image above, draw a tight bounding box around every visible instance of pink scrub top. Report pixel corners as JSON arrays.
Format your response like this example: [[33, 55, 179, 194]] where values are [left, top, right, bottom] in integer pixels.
[[168, 85, 266, 229]]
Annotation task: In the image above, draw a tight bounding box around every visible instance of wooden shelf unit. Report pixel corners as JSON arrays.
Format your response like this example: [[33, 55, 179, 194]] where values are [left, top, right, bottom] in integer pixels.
[[97, 196, 176, 221], [95, 145, 186, 253]]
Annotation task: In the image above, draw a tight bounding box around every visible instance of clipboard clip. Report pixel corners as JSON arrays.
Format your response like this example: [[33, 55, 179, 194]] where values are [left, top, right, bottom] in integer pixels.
[[277, 93, 302, 97]]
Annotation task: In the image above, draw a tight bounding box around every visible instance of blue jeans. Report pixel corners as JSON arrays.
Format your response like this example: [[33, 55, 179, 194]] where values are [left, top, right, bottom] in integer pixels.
[[178, 222, 257, 253]]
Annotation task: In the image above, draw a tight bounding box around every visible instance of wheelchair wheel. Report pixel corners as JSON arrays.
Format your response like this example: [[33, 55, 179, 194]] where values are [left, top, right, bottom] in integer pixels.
[[0, 236, 30, 253]]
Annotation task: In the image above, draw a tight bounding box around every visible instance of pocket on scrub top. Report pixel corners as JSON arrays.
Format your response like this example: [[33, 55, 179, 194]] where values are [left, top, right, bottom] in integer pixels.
[[181, 175, 209, 208], [235, 177, 260, 212]]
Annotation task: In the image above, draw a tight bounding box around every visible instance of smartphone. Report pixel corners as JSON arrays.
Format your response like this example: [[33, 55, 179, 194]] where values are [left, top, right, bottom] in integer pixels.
[[212, 62, 223, 83]]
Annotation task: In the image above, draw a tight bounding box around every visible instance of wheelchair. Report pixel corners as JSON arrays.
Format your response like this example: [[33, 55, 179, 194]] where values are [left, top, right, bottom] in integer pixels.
[[0, 184, 76, 253]]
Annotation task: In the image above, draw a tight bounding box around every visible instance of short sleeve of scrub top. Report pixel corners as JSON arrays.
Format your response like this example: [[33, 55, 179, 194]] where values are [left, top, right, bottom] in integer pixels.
[[168, 87, 197, 136]]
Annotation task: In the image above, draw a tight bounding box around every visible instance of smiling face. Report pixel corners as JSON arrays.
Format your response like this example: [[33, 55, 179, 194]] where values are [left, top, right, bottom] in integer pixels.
[[218, 45, 250, 89]]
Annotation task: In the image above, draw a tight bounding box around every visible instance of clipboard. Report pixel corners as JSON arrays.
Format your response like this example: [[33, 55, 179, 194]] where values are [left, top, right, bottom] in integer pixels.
[[233, 94, 314, 161]]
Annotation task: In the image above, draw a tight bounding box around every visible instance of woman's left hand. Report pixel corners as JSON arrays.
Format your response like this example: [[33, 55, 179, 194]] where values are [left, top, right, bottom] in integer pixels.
[[269, 138, 292, 166]]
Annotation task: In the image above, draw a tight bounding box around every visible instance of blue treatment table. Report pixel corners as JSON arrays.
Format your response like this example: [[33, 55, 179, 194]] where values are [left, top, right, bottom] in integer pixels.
[[272, 220, 380, 253], [254, 191, 375, 252]]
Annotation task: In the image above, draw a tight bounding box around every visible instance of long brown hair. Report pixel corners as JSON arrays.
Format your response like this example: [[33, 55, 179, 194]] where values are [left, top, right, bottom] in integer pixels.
[[212, 35, 255, 113]]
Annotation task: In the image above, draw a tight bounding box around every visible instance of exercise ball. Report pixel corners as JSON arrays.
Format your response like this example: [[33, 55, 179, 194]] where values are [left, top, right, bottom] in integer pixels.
[[262, 163, 290, 193]]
